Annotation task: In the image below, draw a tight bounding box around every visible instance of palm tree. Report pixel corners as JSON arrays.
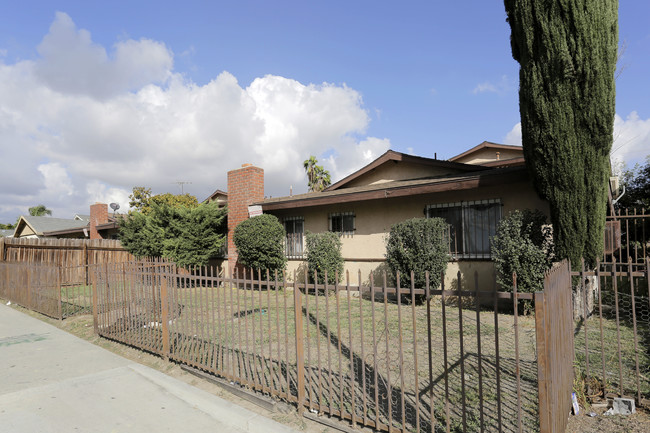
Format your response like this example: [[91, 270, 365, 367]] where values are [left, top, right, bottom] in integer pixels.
[[29, 204, 52, 217], [312, 166, 331, 192], [303, 156, 318, 191], [303, 156, 332, 192]]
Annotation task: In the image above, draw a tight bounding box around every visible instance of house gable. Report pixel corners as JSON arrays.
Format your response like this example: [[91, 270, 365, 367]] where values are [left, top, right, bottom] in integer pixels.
[[449, 141, 523, 166], [13, 215, 89, 238], [326, 150, 487, 191], [202, 189, 228, 207]]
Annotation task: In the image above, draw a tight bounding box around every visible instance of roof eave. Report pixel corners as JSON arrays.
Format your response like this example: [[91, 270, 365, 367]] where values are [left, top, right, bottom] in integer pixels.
[[260, 167, 528, 211], [325, 149, 489, 191], [449, 141, 523, 162]]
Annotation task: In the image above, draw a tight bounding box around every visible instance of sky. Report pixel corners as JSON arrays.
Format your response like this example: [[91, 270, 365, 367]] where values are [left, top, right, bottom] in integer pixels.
[[0, 1, 649, 224]]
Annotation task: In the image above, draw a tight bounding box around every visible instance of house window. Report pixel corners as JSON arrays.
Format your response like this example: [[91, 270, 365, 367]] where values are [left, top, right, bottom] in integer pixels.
[[284, 217, 304, 258], [426, 199, 502, 259], [329, 212, 355, 236]]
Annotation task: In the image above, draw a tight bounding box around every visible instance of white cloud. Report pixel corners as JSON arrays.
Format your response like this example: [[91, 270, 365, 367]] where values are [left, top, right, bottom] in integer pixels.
[[34, 12, 172, 99], [37, 162, 75, 198], [0, 13, 390, 222], [612, 111, 650, 166], [324, 137, 391, 183], [85, 182, 131, 212], [504, 122, 522, 145], [472, 82, 497, 94], [472, 75, 511, 95]]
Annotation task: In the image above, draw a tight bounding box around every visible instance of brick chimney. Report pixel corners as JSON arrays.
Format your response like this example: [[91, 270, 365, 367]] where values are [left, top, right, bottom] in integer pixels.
[[89, 202, 109, 240], [227, 164, 264, 274]]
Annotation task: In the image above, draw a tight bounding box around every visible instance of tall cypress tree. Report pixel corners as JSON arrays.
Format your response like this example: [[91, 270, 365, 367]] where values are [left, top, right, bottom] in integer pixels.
[[504, 0, 618, 267]]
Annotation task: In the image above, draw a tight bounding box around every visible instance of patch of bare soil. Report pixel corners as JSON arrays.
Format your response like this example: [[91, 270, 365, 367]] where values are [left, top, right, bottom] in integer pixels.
[[565, 404, 650, 433]]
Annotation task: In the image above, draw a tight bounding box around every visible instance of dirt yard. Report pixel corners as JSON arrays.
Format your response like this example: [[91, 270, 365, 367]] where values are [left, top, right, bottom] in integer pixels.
[[565, 405, 650, 433], [9, 302, 650, 433]]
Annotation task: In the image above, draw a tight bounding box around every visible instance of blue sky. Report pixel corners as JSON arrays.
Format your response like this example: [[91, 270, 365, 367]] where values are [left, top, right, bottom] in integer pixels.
[[0, 1, 648, 223]]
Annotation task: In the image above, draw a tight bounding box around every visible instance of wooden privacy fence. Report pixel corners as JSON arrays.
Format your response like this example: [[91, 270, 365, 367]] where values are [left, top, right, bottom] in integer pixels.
[[0, 237, 134, 285], [90, 261, 575, 433], [573, 258, 650, 408], [0, 258, 173, 319]]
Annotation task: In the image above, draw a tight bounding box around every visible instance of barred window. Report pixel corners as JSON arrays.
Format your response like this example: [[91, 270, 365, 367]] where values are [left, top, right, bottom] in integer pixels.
[[329, 212, 355, 236], [426, 199, 502, 259], [284, 217, 304, 258]]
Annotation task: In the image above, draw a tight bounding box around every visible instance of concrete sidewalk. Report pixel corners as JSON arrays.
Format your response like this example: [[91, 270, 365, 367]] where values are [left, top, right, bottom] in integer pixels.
[[0, 303, 299, 433]]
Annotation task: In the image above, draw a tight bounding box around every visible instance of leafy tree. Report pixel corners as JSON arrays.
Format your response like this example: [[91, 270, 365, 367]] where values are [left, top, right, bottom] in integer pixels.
[[119, 202, 227, 268], [129, 187, 152, 213], [491, 210, 554, 294], [385, 217, 449, 290], [0, 222, 15, 230], [504, 0, 618, 268], [305, 232, 344, 284], [303, 156, 332, 192], [129, 186, 199, 215], [29, 204, 52, 217], [233, 214, 287, 272], [617, 155, 650, 210], [151, 193, 199, 211]]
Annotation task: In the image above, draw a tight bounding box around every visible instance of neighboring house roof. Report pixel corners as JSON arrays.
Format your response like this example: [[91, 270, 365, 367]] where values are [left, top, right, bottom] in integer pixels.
[[43, 216, 119, 237], [13, 216, 89, 238], [258, 165, 528, 211], [449, 141, 524, 167], [325, 149, 488, 191], [202, 189, 228, 205], [1, 229, 14, 238]]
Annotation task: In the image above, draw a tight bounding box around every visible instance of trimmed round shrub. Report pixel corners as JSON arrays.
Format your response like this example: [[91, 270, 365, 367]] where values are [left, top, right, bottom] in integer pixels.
[[491, 209, 554, 293], [233, 214, 287, 272], [305, 231, 344, 284], [385, 217, 449, 289]]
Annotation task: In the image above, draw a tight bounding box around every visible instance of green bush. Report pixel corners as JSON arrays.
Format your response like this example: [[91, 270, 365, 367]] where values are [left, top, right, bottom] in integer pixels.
[[491, 209, 554, 293], [159, 202, 227, 268], [233, 214, 287, 272], [305, 231, 344, 284], [118, 211, 163, 258], [119, 201, 227, 268], [385, 217, 449, 289]]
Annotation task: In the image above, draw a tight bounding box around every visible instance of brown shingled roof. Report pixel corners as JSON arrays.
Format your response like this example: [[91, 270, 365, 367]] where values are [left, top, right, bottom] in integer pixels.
[[257, 166, 528, 211], [325, 149, 489, 191]]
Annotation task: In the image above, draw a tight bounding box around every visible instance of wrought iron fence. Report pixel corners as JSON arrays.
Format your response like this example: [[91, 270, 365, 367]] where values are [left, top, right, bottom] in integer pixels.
[[605, 208, 649, 265], [90, 261, 553, 433], [573, 258, 650, 407], [1, 257, 583, 432]]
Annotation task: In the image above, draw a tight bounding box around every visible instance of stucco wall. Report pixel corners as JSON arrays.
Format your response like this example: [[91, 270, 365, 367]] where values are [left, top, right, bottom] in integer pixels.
[[270, 178, 549, 262], [270, 178, 547, 290]]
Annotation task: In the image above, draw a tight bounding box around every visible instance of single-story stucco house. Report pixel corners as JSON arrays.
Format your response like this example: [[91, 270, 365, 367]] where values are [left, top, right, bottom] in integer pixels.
[[225, 142, 550, 289]]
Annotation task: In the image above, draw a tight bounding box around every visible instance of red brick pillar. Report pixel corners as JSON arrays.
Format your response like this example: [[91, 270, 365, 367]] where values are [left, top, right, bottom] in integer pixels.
[[227, 164, 264, 275], [89, 203, 109, 240]]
